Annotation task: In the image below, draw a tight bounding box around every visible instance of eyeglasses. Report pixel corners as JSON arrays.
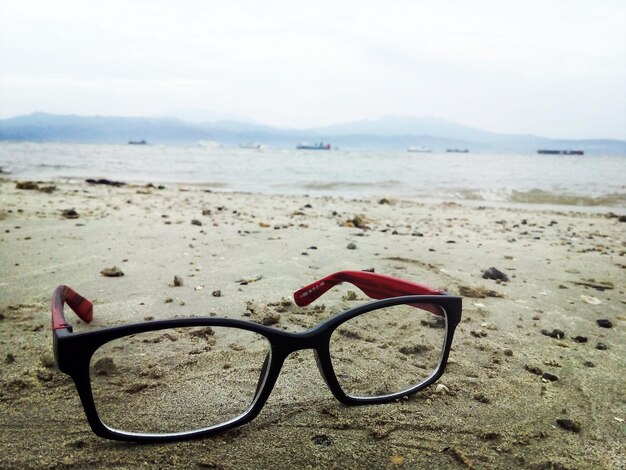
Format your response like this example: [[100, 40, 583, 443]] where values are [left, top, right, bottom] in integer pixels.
[[51, 270, 462, 442]]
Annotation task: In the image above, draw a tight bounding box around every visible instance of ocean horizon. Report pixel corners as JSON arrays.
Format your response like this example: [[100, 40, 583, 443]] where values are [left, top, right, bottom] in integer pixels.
[[1, 142, 624, 212]]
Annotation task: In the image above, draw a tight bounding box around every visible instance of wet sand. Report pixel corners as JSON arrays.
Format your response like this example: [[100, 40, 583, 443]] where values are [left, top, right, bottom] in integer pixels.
[[0, 178, 624, 469]]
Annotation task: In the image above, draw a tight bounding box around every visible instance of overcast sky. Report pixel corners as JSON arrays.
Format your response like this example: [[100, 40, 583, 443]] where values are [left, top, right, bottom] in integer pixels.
[[1, 0, 625, 139]]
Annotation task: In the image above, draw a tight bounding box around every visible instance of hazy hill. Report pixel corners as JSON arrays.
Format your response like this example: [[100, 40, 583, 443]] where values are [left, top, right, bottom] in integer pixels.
[[0, 112, 624, 154], [0, 113, 209, 143], [308, 115, 501, 141]]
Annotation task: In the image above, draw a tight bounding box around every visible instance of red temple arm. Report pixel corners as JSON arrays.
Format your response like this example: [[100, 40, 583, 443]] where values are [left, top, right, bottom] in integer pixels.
[[294, 270, 444, 307], [51, 285, 94, 331]]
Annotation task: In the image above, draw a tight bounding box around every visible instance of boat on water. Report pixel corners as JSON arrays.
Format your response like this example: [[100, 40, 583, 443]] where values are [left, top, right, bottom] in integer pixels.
[[446, 148, 469, 153], [296, 142, 331, 150], [407, 146, 432, 153], [128, 139, 147, 145], [537, 149, 584, 155], [239, 142, 263, 149]]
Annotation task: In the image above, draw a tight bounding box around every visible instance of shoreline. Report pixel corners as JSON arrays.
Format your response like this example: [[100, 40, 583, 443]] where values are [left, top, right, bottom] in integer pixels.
[[2, 175, 624, 216], [1, 177, 624, 469]]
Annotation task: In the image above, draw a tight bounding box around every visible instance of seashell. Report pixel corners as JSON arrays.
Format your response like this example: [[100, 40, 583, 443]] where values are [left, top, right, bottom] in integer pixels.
[[581, 295, 602, 305]]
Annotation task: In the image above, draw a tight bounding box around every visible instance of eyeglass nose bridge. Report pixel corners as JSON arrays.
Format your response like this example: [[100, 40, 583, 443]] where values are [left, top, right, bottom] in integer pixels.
[[252, 330, 348, 407]]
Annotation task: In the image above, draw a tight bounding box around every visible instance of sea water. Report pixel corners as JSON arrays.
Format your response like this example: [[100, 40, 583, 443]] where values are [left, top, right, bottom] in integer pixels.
[[1, 142, 624, 211]]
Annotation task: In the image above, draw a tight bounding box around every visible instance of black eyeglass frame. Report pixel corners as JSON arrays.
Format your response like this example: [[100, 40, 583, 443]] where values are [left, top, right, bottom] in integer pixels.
[[52, 274, 462, 442]]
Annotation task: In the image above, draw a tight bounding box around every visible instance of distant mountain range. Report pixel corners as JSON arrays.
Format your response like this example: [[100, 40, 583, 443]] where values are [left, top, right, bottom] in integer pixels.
[[0, 112, 624, 154]]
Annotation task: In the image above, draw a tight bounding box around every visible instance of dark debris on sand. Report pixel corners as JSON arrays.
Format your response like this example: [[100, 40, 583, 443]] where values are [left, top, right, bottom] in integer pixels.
[[482, 267, 509, 282]]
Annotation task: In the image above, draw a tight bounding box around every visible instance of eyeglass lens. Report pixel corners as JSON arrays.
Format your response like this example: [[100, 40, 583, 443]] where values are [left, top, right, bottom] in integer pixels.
[[90, 326, 271, 434], [88, 302, 446, 435]]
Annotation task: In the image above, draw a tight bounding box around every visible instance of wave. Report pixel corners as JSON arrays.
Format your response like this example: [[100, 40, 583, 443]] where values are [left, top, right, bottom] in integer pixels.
[[35, 163, 73, 169], [297, 180, 403, 191], [509, 189, 626, 207], [411, 187, 626, 209]]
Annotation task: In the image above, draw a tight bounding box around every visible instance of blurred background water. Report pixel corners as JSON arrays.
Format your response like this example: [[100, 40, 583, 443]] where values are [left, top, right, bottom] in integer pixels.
[[1, 142, 624, 210]]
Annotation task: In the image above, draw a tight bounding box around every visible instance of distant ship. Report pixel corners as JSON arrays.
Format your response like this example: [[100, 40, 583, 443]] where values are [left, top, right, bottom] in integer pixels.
[[239, 142, 263, 149], [407, 146, 432, 153], [537, 149, 584, 155], [446, 148, 469, 153], [296, 142, 331, 150], [128, 139, 147, 145]]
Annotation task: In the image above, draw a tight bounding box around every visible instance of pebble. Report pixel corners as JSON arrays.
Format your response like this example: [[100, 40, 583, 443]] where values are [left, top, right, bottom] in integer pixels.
[[525, 365, 543, 376], [85, 178, 125, 187], [311, 434, 333, 446], [346, 242, 357, 250], [191, 219, 202, 226], [482, 267, 509, 282], [212, 290, 221, 297], [434, 384, 449, 394], [542, 372, 559, 382], [595, 342, 609, 350], [573, 336, 588, 343], [556, 418, 581, 433], [541, 328, 565, 339], [16, 181, 39, 190], [100, 266, 124, 277], [171, 275, 183, 287], [596, 319, 613, 328], [61, 209, 79, 219]]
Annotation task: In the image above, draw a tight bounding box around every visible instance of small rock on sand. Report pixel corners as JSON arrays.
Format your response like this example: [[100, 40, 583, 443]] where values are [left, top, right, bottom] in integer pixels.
[[556, 418, 581, 433], [541, 328, 565, 339], [61, 209, 79, 219], [85, 178, 125, 187], [482, 267, 509, 282], [16, 181, 39, 190], [542, 372, 559, 382], [100, 266, 124, 277]]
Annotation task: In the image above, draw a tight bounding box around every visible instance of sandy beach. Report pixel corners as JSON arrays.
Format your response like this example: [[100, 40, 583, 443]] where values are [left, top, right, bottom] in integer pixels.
[[0, 177, 624, 469]]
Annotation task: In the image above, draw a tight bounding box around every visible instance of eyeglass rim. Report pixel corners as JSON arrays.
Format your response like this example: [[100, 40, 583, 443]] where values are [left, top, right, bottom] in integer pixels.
[[54, 294, 461, 442]]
